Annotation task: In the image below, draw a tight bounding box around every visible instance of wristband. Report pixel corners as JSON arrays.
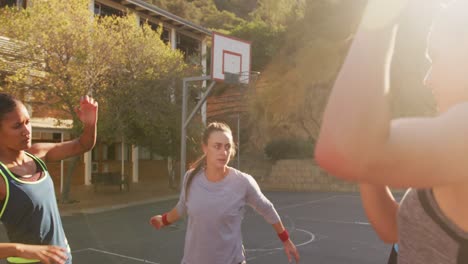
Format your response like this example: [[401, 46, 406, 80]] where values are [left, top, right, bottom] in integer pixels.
[[278, 229, 289, 242], [162, 213, 171, 226]]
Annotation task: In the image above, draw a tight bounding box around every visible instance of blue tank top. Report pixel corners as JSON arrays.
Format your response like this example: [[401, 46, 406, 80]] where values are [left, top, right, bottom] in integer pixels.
[[0, 152, 71, 263]]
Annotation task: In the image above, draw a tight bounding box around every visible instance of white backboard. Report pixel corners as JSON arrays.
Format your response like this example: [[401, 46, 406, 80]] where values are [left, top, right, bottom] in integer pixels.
[[211, 32, 251, 84]]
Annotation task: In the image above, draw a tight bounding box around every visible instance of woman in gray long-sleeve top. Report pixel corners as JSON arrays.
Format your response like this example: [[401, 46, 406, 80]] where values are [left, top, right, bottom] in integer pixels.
[[150, 122, 300, 264]]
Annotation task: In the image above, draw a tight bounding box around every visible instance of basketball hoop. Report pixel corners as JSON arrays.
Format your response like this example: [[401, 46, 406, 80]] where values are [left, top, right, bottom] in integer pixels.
[[240, 71, 260, 87], [224, 72, 241, 85], [181, 33, 256, 180], [211, 32, 252, 85], [223, 71, 260, 87]]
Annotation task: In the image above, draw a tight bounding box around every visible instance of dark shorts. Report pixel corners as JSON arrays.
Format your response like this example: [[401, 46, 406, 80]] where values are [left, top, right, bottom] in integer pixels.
[[387, 244, 398, 264]]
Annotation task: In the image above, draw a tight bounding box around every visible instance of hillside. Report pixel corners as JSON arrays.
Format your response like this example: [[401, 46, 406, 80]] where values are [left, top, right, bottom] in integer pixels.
[[146, 0, 438, 153], [236, 1, 436, 151]]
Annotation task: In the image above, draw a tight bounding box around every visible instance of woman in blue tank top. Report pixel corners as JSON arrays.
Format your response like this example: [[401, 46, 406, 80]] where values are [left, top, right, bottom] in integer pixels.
[[0, 93, 98, 264]]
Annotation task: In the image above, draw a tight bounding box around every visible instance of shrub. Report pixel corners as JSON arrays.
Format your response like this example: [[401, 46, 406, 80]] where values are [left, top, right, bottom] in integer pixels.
[[264, 138, 314, 161]]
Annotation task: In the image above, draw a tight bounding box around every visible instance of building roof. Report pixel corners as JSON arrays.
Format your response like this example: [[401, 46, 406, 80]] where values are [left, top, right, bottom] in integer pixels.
[[0, 36, 26, 74], [31, 117, 73, 132], [114, 0, 212, 37], [0, 36, 44, 77]]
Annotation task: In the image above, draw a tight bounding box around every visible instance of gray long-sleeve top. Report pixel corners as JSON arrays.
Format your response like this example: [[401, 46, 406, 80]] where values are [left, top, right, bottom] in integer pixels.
[[176, 167, 281, 264]]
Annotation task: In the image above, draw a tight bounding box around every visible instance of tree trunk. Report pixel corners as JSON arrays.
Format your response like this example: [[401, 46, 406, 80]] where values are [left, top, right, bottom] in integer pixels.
[[60, 156, 80, 204], [167, 156, 176, 189]]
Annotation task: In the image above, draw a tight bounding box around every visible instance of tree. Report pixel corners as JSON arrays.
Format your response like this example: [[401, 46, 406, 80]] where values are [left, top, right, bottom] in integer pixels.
[[94, 16, 206, 189], [0, 0, 193, 199], [230, 19, 285, 71], [146, 0, 246, 32], [246, 0, 365, 150], [247, 0, 438, 155], [200, 9, 245, 31], [0, 0, 98, 202], [213, 0, 257, 19], [250, 0, 305, 27]]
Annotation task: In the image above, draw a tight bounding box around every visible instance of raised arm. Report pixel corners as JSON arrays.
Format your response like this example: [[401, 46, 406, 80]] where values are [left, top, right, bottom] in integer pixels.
[[28, 96, 98, 162], [359, 184, 400, 243], [314, 1, 468, 188]]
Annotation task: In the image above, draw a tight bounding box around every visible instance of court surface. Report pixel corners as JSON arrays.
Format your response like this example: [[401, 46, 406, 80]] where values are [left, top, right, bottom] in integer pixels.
[[0, 192, 393, 263]]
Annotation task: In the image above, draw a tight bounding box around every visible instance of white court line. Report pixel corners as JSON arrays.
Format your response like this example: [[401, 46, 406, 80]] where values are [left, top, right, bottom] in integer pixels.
[[246, 251, 276, 261], [246, 233, 329, 261], [71, 248, 91, 253], [61, 195, 179, 216], [245, 228, 315, 252], [277, 195, 340, 210], [72, 248, 159, 264], [334, 194, 360, 198], [284, 215, 296, 232], [294, 217, 370, 226]]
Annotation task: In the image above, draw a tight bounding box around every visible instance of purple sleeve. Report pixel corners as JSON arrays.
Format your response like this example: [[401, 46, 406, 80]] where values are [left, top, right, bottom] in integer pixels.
[[244, 174, 281, 224], [176, 171, 190, 217]]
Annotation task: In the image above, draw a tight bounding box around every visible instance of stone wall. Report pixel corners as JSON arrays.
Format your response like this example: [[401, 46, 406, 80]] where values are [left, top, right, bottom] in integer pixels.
[[248, 159, 359, 192], [238, 157, 274, 182]]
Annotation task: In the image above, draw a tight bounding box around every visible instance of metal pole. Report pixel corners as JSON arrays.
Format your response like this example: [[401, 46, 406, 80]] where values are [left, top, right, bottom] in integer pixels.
[[237, 113, 240, 169], [180, 76, 213, 186], [121, 136, 125, 189], [180, 79, 188, 187], [60, 132, 64, 194], [184, 81, 216, 128]]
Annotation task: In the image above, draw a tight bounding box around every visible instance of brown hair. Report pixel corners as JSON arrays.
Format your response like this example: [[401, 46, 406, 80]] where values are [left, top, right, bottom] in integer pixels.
[[184, 122, 236, 201]]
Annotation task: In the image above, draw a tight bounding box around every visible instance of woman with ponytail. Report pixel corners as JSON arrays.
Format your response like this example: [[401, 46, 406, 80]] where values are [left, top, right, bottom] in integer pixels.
[[150, 122, 299, 264]]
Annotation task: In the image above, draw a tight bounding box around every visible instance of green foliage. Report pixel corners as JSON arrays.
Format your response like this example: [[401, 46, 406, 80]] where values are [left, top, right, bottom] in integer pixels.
[[247, 0, 366, 149], [250, 0, 305, 26], [0, 0, 95, 134], [264, 138, 314, 161], [201, 9, 245, 31], [141, 0, 309, 73], [213, 0, 257, 19], [0, 0, 202, 159], [143, 0, 298, 71], [230, 19, 285, 71], [153, 0, 202, 23], [92, 15, 182, 140], [147, 0, 245, 31]]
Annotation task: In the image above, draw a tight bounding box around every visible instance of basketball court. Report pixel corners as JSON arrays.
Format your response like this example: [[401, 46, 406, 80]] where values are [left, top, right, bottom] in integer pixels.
[[0, 33, 392, 263], [0, 191, 392, 264], [61, 34, 392, 264]]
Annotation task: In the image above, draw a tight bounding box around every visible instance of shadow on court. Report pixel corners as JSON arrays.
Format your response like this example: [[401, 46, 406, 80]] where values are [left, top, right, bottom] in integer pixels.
[[0, 192, 392, 264]]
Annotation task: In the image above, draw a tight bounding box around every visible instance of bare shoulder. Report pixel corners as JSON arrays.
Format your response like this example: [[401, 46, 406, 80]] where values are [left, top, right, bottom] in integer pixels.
[[26, 142, 53, 160], [440, 102, 468, 129], [367, 103, 468, 187], [390, 102, 468, 146]]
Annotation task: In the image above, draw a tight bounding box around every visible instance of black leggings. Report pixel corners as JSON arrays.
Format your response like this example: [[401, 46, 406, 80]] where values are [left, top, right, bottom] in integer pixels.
[[387, 245, 398, 264]]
